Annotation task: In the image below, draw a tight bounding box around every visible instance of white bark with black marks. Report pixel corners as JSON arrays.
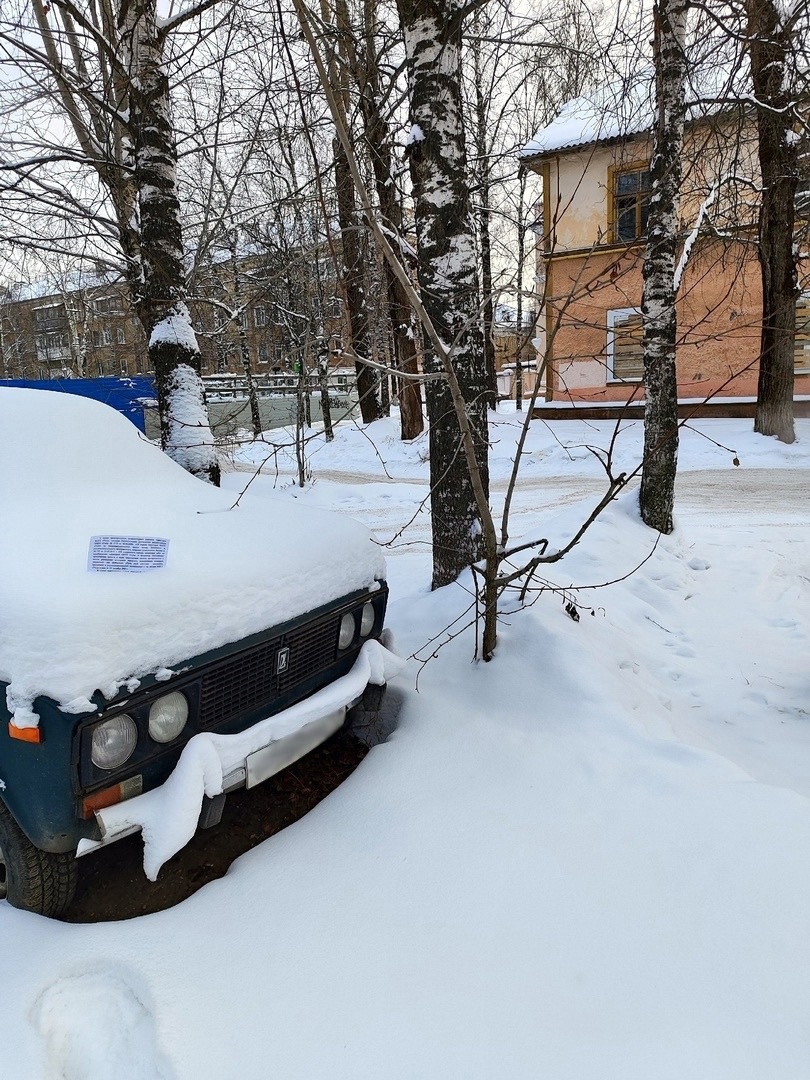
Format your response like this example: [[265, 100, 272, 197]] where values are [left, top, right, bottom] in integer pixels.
[[397, 0, 490, 590], [640, 0, 688, 534], [127, 0, 219, 484], [351, 0, 424, 439], [747, 0, 800, 445]]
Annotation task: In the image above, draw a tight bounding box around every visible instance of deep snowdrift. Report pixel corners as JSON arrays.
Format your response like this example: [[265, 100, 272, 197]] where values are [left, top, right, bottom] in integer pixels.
[[1, 408, 808, 1080]]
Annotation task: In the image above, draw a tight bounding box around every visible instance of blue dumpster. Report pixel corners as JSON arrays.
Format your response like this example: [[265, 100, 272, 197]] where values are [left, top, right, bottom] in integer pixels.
[[0, 377, 157, 433]]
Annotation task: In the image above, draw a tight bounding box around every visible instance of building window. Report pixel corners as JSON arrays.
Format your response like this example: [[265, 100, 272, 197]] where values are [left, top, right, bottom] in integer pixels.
[[796, 295, 810, 372], [33, 303, 67, 331], [796, 178, 810, 220], [92, 328, 113, 348], [612, 166, 651, 242], [35, 332, 70, 362], [258, 343, 269, 364], [607, 308, 644, 382], [96, 295, 124, 314], [116, 326, 126, 345], [253, 306, 267, 327]]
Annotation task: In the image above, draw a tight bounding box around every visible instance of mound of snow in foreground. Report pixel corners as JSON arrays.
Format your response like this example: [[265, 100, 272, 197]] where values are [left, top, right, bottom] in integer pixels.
[[1, 411, 808, 1079]]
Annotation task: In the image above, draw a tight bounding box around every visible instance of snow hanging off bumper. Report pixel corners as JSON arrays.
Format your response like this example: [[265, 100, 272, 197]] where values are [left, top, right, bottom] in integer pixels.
[[83, 639, 404, 880]]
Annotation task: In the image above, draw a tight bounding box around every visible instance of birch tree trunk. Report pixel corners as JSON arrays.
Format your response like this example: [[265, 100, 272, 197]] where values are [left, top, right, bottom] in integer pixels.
[[30, 0, 143, 319], [318, 352, 335, 442], [640, 0, 688, 534], [128, 0, 220, 484], [747, 0, 799, 445], [329, 0, 381, 425], [230, 247, 263, 438], [355, 0, 424, 440], [397, 0, 490, 589], [472, 25, 498, 410], [514, 167, 527, 412]]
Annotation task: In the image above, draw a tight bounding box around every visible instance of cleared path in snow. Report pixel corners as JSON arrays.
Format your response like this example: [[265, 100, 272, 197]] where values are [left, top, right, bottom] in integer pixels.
[[228, 464, 808, 555], [241, 463, 808, 511], [305, 466, 810, 529]]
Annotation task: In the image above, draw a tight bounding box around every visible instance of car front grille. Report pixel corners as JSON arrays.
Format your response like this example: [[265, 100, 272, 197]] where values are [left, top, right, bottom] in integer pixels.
[[198, 614, 341, 729], [277, 617, 340, 692]]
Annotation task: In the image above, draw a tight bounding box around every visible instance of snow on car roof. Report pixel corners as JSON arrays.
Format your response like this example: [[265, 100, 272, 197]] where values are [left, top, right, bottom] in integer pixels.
[[0, 388, 385, 726]]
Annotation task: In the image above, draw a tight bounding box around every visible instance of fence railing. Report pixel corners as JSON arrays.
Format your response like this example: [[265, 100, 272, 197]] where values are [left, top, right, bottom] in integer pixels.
[[202, 370, 356, 400]]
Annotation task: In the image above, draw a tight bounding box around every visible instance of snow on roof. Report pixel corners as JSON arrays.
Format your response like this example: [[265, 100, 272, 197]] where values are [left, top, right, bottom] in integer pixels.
[[0, 389, 385, 726], [0, 269, 122, 304], [521, 70, 656, 159], [521, 54, 746, 160]]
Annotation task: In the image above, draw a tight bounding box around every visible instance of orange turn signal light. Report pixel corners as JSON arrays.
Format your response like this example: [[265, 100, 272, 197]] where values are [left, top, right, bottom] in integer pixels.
[[8, 722, 42, 743], [81, 775, 143, 819]]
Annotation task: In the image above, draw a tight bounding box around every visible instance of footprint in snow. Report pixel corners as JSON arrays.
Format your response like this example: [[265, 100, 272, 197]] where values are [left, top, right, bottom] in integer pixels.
[[673, 643, 697, 658], [31, 966, 175, 1080]]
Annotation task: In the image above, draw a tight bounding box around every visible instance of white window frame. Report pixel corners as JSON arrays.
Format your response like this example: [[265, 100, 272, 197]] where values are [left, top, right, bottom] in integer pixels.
[[32, 303, 66, 330], [795, 293, 810, 373], [253, 306, 267, 328], [96, 295, 125, 315], [35, 331, 70, 361], [606, 307, 644, 383]]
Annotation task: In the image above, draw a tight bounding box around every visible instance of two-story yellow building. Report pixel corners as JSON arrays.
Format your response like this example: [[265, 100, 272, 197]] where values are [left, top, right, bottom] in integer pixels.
[[521, 77, 810, 406]]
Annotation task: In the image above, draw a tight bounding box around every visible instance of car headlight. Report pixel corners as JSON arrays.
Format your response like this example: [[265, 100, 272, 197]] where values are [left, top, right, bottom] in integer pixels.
[[338, 612, 356, 650], [91, 714, 138, 770], [360, 602, 375, 638], [148, 691, 189, 744]]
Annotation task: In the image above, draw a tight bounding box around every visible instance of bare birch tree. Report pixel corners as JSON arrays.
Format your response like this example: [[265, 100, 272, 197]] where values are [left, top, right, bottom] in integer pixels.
[[396, 0, 490, 589], [746, 0, 806, 444], [335, 0, 425, 440], [312, 0, 381, 423], [639, 0, 689, 533], [0, 0, 221, 482]]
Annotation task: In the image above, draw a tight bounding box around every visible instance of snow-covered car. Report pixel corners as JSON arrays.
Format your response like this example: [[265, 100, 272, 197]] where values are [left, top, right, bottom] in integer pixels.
[[0, 388, 400, 917]]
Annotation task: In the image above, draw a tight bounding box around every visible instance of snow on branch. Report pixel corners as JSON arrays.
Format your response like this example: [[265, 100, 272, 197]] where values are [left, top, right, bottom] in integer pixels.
[[674, 173, 758, 292]]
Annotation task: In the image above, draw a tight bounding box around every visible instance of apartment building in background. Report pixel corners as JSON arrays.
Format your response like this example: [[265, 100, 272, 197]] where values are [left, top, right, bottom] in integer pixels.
[[520, 77, 810, 404]]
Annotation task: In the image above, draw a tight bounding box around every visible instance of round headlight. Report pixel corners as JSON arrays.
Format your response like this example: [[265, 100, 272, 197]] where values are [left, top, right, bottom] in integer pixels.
[[338, 612, 356, 650], [91, 714, 138, 770], [360, 602, 375, 638], [148, 691, 189, 744]]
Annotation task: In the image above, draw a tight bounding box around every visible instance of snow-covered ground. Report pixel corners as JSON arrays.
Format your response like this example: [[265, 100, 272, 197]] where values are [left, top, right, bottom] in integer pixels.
[[3, 408, 809, 1080]]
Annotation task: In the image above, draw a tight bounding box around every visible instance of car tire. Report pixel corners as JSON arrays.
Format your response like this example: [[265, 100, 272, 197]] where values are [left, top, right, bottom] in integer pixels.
[[0, 801, 77, 918]]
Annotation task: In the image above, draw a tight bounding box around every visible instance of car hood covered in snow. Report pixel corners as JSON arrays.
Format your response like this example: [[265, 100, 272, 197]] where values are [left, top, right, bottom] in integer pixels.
[[0, 388, 385, 726]]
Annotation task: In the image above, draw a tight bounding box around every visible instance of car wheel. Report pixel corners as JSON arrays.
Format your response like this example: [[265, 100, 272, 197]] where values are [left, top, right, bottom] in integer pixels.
[[0, 801, 77, 918]]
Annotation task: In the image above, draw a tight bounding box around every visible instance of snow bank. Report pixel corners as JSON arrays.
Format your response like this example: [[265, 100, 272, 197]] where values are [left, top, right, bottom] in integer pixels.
[[0, 408, 807, 1080]]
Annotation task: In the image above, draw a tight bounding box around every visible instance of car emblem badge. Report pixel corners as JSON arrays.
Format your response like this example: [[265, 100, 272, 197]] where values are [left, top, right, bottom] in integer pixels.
[[276, 647, 290, 675]]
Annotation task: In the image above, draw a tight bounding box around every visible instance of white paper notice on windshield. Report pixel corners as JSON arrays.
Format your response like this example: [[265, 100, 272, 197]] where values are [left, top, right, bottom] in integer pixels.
[[88, 535, 170, 573]]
